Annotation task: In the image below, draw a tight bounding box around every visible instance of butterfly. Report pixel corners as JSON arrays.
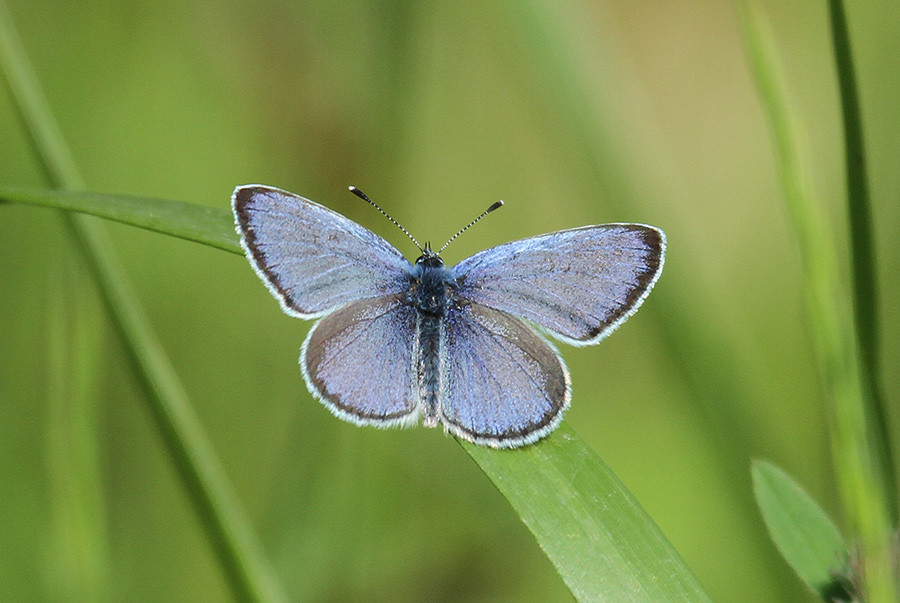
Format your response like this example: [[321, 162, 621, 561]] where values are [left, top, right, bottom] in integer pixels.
[[232, 185, 665, 448]]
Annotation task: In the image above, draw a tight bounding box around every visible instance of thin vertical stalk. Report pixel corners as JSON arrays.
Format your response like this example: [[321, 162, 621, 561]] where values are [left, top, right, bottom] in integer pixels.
[[827, 2, 896, 601], [45, 254, 110, 603], [827, 0, 876, 377], [826, 0, 895, 516]]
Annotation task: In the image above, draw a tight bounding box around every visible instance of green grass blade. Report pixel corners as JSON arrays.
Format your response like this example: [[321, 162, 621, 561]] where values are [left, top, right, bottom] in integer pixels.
[[0, 4, 287, 602], [751, 461, 848, 598], [826, 4, 897, 601], [825, 0, 895, 517], [463, 423, 713, 602], [826, 0, 882, 416], [0, 186, 239, 254], [738, 4, 896, 602]]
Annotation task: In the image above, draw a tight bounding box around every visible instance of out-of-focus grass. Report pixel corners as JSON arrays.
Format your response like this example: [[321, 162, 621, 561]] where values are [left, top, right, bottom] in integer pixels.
[[3, 3, 712, 599], [1, 0, 897, 601], [0, 3, 287, 600]]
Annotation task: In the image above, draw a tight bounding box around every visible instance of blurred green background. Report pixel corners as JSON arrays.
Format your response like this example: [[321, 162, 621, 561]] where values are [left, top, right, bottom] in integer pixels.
[[1, 0, 897, 601]]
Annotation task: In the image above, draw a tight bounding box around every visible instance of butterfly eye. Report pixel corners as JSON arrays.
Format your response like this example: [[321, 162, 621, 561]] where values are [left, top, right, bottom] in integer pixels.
[[415, 254, 444, 268]]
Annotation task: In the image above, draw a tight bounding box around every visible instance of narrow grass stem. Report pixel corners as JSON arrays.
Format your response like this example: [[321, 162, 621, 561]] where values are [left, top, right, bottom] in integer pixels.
[[827, 0, 878, 397], [45, 254, 110, 603], [825, 0, 895, 516], [827, 2, 897, 601]]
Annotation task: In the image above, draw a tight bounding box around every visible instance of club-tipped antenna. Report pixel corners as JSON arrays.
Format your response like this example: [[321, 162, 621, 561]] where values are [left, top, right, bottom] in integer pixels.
[[438, 200, 504, 253], [349, 186, 423, 251]]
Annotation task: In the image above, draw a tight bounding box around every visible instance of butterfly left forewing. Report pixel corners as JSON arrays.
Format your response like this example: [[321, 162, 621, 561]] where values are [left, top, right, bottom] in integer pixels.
[[452, 224, 665, 346], [439, 302, 570, 448], [233, 185, 412, 319]]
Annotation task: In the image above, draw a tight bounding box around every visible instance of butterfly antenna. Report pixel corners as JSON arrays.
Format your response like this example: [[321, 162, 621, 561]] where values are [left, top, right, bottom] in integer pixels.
[[438, 200, 504, 253], [349, 186, 423, 251]]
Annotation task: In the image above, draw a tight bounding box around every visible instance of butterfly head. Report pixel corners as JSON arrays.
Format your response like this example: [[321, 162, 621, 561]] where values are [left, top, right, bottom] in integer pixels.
[[415, 243, 445, 269]]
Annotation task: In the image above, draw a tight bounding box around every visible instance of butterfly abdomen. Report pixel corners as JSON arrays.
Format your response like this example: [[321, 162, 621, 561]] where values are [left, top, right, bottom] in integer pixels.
[[417, 314, 442, 426]]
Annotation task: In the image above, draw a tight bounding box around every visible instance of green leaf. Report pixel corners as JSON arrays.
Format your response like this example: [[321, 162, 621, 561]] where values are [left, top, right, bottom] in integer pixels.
[[464, 423, 713, 602], [0, 186, 239, 254], [751, 460, 847, 596]]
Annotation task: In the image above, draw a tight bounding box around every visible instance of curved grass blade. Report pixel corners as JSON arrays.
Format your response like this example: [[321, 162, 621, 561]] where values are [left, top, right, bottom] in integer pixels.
[[0, 186, 239, 254], [3, 180, 715, 600], [463, 424, 713, 602], [751, 460, 849, 598]]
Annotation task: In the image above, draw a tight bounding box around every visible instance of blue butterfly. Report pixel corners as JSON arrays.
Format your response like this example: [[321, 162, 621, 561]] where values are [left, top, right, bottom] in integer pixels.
[[232, 185, 665, 448]]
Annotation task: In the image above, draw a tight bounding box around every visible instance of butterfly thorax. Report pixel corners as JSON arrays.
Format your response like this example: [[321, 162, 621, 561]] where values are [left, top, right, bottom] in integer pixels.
[[410, 252, 455, 316]]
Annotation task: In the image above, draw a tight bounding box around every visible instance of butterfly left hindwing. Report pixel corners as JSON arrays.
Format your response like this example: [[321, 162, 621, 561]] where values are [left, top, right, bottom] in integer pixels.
[[301, 294, 420, 427]]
